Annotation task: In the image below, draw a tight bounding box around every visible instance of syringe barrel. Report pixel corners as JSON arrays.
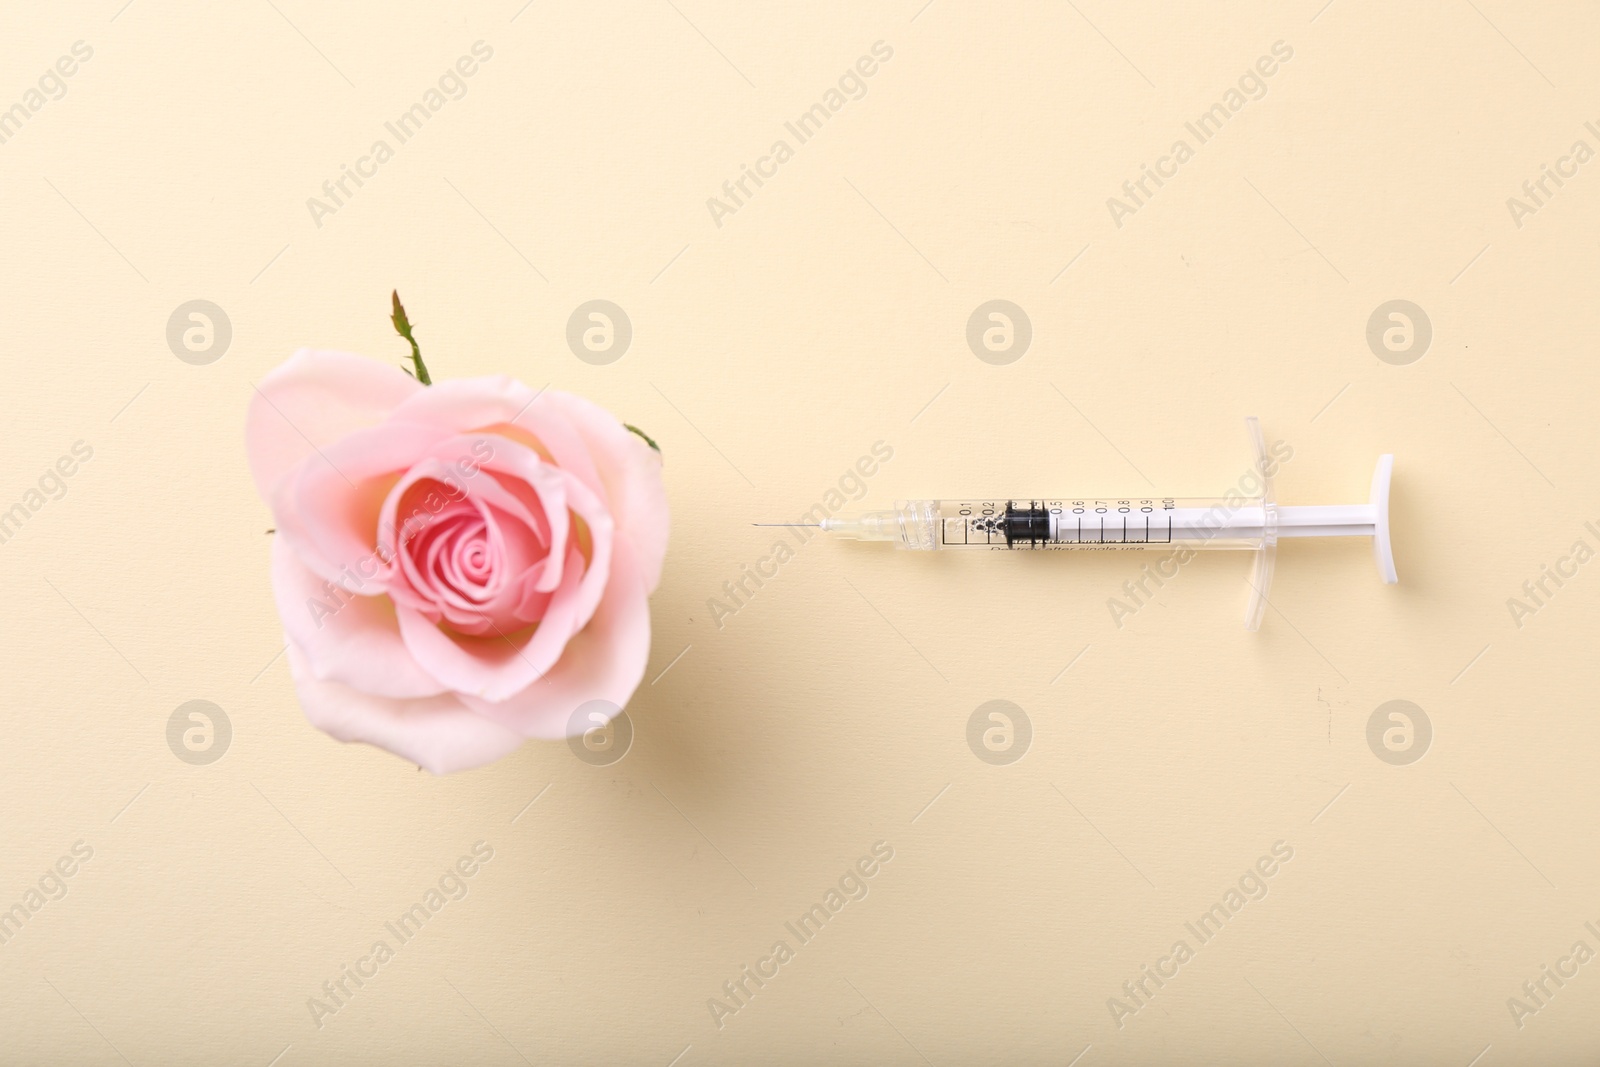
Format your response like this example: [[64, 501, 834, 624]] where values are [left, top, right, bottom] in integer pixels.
[[845, 498, 1274, 551]]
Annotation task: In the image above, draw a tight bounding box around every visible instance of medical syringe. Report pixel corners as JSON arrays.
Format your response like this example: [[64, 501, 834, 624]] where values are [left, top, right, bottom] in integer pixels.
[[757, 418, 1396, 630]]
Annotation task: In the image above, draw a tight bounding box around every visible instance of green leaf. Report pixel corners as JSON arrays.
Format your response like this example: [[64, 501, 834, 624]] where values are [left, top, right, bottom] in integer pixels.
[[390, 290, 431, 385], [623, 423, 660, 456]]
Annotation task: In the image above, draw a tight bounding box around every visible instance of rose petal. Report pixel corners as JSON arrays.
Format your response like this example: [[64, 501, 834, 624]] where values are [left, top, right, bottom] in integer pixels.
[[542, 390, 669, 593], [287, 421, 456, 580], [422, 452, 613, 636], [285, 645, 525, 774], [246, 349, 421, 502], [393, 544, 589, 700], [529, 470, 612, 643], [459, 539, 651, 738], [272, 536, 448, 698], [414, 466, 614, 694], [387, 377, 609, 508], [378, 443, 569, 632]]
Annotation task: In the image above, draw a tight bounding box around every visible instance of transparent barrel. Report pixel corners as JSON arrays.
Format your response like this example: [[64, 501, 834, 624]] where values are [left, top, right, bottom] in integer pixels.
[[825, 498, 1273, 551]]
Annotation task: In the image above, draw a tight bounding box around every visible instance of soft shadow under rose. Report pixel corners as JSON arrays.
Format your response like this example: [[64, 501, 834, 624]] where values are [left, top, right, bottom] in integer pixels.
[[246, 349, 668, 773]]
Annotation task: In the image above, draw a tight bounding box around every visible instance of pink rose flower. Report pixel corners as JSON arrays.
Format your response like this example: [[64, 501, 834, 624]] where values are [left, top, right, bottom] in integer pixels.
[[246, 349, 668, 772]]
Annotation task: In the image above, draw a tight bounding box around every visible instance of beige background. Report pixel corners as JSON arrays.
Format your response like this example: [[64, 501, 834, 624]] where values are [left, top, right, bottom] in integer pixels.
[[1, 0, 1597, 1063]]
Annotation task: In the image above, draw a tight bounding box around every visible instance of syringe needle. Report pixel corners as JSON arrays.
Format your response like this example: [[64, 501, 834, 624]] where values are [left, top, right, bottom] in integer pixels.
[[751, 523, 821, 527]]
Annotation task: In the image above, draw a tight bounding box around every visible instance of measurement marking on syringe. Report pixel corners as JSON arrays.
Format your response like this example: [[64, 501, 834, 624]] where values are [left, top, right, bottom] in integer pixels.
[[941, 504, 1191, 547]]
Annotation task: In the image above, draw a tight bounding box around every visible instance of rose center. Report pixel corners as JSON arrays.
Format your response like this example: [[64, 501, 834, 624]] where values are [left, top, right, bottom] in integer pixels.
[[408, 501, 502, 607]]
